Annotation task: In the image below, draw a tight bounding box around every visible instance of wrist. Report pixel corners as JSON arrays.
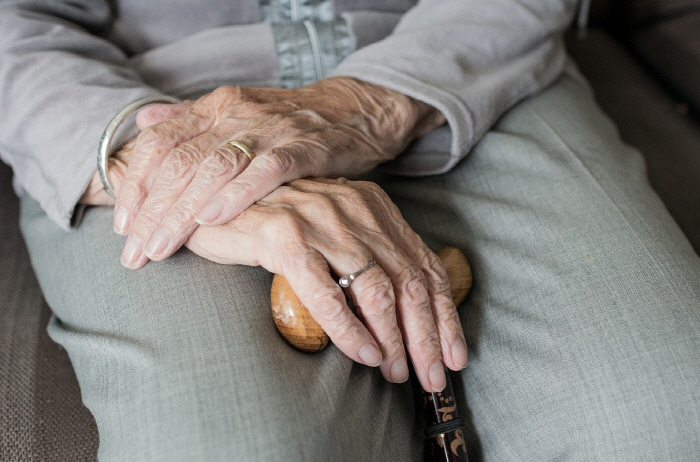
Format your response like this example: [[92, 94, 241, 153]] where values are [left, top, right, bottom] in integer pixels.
[[407, 96, 447, 140], [319, 77, 445, 155]]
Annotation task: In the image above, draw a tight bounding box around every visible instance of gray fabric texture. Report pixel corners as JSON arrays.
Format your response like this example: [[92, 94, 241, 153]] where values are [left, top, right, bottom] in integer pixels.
[[0, 162, 98, 461], [566, 29, 700, 255], [332, 0, 578, 177], [18, 75, 700, 461], [0, 0, 577, 230], [340, 11, 402, 50], [128, 23, 281, 99]]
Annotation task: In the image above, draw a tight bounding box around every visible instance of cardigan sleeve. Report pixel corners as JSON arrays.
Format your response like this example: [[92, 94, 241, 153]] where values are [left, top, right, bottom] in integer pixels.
[[0, 1, 165, 230], [332, 0, 579, 176]]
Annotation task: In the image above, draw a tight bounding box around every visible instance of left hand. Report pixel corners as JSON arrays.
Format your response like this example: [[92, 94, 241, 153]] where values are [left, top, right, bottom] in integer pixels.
[[80, 100, 194, 206], [184, 177, 468, 392], [113, 77, 445, 269]]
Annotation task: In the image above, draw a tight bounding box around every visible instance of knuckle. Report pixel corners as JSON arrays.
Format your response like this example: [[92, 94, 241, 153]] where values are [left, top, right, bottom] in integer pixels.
[[382, 338, 406, 358], [265, 209, 306, 245], [166, 203, 196, 227], [277, 114, 298, 131], [412, 329, 441, 353], [269, 184, 300, 203], [161, 147, 198, 179], [437, 309, 462, 334], [222, 177, 255, 201], [360, 279, 396, 317], [212, 85, 234, 95], [385, 336, 406, 357], [334, 320, 364, 347], [292, 109, 328, 127], [331, 185, 372, 212], [133, 208, 161, 230], [211, 85, 240, 101], [201, 149, 240, 176], [432, 277, 452, 298], [235, 100, 265, 115], [119, 180, 147, 203], [265, 148, 296, 175], [273, 208, 299, 229], [434, 297, 459, 327], [311, 286, 346, 321], [400, 265, 429, 301], [302, 192, 335, 214], [136, 126, 166, 149], [421, 250, 451, 294]]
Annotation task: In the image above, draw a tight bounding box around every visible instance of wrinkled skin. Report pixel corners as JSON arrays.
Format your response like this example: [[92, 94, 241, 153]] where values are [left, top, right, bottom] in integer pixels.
[[188, 178, 467, 392], [107, 77, 444, 268], [80, 79, 465, 392]]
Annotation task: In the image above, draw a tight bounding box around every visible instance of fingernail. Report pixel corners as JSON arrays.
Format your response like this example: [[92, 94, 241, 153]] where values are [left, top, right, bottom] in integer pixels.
[[429, 360, 446, 392], [144, 227, 170, 257], [196, 200, 224, 224], [390, 358, 409, 383], [114, 207, 129, 234], [120, 235, 143, 268], [358, 344, 382, 367], [451, 337, 468, 369]]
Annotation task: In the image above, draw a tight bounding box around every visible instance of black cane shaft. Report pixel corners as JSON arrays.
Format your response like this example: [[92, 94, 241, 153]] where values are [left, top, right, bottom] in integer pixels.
[[419, 369, 468, 462], [270, 247, 473, 462]]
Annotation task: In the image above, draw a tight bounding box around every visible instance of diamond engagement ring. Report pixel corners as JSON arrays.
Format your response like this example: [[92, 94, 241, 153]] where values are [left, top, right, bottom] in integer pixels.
[[338, 260, 376, 288]]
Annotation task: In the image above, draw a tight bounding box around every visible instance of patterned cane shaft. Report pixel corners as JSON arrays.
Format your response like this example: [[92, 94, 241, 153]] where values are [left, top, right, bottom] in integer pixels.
[[270, 247, 474, 461], [421, 370, 468, 462]]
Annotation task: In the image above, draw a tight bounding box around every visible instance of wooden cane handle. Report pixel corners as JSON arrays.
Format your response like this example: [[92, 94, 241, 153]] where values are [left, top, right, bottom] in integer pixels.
[[270, 273, 329, 353], [435, 247, 473, 308], [270, 247, 472, 352]]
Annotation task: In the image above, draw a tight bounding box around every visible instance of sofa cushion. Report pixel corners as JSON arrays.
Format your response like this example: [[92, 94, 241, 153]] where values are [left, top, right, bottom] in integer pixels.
[[629, 12, 700, 112], [0, 163, 98, 461], [566, 29, 700, 255], [614, 0, 700, 26]]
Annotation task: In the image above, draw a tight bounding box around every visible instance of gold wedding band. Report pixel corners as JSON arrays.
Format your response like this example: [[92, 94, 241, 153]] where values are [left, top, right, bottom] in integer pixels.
[[227, 140, 255, 161]]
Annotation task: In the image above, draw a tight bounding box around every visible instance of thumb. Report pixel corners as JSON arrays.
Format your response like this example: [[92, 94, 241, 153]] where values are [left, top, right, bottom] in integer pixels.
[[135, 100, 194, 130], [79, 157, 127, 206]]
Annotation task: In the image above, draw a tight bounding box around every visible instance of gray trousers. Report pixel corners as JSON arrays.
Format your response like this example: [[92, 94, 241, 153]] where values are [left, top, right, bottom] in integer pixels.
[[20, 76, 700, 461]]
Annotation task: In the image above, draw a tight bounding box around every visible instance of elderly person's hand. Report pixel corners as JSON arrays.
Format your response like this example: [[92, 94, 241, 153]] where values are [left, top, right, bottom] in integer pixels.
[[184, 177, 467, 392], [80, 100, 194, 205], [110, 77, 445, 269]]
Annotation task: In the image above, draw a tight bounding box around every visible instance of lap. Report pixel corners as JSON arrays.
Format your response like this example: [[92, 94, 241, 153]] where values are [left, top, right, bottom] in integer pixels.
[[20, 75, 700, 461], [371, 75, 700, 460], [20, 197, 421, 461]]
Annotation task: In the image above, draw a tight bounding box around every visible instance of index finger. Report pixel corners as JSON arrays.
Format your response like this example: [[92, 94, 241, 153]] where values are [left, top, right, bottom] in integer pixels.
[[195, 142, 314, 226]]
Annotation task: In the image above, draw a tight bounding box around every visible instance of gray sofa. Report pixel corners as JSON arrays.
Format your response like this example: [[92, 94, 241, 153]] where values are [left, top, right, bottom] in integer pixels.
[[1, 0, 699, 459]]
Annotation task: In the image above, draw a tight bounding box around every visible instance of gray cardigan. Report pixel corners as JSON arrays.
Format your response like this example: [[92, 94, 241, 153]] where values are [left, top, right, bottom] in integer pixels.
[[0, 0, 578, 230]]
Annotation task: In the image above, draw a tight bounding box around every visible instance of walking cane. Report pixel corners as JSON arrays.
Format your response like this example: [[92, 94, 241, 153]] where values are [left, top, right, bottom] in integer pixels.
[[271, 247, 472, 462]]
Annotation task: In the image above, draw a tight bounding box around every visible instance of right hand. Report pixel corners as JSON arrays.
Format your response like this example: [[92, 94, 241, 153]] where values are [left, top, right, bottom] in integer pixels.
[[184, 178, 468, 392]]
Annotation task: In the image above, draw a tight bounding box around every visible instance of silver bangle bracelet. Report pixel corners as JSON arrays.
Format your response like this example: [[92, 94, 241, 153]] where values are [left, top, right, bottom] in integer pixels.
[[97, 95, 181, 199]]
